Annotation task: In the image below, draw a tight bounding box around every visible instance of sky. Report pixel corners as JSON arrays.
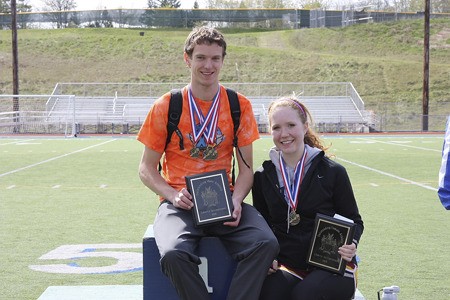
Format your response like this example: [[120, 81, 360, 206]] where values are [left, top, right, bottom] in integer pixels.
[[30, 0, 200, 11]]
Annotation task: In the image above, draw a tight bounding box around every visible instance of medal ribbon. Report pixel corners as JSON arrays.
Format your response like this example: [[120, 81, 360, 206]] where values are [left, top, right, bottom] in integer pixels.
[[279, 150, 307, 211], [188, 87, 221, 144]]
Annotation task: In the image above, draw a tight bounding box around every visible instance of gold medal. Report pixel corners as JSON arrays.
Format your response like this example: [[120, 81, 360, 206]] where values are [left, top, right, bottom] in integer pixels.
[[203, 145, 218, 160], [279, 151, 307, 227], [289, 210, 300, 226], [190, 147, 200, 158]]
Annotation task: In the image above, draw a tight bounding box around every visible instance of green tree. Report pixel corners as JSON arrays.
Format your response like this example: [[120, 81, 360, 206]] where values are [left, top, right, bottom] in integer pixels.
[[292, 0, 329, 9], [155, 0, 181, 8], [1, 0, 31, 13], [140, 0, 182, 27], [100, 9, 113, 27], [146, 0, 159, 8], [1, 0, 32, 29], [301, 1, 324, 9], [430, 0, 450, 13], [43, 0, 76, 11], [42, 0, 77, 28], [205, 0, 240, 8], [262, 0, 288, 8], [204, 0, 298, 8], [0, 0, 11, 13], [242, 0, 288, 8]]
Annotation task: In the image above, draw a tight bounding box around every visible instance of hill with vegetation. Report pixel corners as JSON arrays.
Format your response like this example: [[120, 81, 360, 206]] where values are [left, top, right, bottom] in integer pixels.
[[1, 18, 449, 128]]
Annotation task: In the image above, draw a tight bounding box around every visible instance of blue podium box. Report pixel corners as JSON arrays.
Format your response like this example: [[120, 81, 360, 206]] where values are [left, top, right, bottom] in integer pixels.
[[143, 224, 237, 300]]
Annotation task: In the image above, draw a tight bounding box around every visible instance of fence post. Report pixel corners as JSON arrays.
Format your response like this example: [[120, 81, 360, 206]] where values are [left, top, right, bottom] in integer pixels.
[[71, 95, 76, 137]]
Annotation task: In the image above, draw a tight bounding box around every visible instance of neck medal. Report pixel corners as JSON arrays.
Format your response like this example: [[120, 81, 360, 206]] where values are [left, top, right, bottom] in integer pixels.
[[188, 86, 220, 159], [279, 150, 307, 226], [288, 209, 301, 226]]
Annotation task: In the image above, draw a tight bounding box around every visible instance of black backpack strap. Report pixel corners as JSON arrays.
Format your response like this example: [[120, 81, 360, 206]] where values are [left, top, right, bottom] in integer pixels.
[[226, 88, 250, 186], [166, 89, 184, 151], [159, 89, 184, 173], [227, 88, 240, 148]]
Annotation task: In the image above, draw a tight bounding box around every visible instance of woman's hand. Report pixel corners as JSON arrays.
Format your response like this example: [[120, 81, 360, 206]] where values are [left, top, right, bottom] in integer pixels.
[[267, 259, 279, 275], [338, 242, 357, 262]]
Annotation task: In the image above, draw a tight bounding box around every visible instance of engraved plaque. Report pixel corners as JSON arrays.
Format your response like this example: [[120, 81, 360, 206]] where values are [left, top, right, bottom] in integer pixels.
[[185, 169, 234, 227], [307, 213, 355, 275]]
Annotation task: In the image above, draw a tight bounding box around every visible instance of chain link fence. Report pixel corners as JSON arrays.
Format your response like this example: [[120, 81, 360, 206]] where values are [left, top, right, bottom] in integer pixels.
[[1, 8, 449, 29]]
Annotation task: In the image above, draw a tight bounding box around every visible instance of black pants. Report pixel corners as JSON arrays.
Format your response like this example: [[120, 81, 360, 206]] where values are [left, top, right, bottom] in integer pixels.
[[259, 268, 356, 300], [154, 202, 279, 300]]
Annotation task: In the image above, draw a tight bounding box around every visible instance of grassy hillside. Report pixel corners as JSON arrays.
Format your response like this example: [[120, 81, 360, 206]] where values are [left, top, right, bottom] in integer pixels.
[[0, 19, 449, 122]]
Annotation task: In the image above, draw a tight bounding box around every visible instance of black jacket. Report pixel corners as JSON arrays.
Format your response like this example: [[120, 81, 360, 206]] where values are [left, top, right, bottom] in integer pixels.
[[252, 150, 364, 270]]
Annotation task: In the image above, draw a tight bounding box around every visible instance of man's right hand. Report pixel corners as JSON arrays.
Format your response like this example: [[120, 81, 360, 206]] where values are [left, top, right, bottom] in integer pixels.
[[172, 188, 193, 210]]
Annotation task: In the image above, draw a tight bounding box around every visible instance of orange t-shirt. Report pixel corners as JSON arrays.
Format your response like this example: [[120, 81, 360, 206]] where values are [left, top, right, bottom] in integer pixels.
[[137, 85, 259, 196]]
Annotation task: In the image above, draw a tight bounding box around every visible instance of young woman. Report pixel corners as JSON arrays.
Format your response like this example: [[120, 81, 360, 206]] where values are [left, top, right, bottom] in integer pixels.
[[252, 96, 364, 300]]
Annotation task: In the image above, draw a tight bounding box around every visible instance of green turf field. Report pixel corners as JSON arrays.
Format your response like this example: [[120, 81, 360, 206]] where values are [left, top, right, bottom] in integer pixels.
[[1, 134, 448, 300]]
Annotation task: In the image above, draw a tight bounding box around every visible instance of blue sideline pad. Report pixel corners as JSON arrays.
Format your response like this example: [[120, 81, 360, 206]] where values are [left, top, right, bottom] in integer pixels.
[[37, 285, 142, 300], [143, 224, 237, 300]]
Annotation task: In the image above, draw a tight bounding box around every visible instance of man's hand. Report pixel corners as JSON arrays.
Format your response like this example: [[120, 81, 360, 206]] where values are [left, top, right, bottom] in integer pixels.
[[171, 188, 193, 210], [223, 200, 242, 227]]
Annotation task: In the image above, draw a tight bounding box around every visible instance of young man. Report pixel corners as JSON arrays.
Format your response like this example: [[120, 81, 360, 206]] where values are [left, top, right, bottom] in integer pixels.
[[137, 26, 279, 300]]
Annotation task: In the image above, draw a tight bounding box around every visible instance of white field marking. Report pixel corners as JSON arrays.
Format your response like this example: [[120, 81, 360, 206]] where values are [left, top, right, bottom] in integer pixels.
[[17, 142, 41, 145], [384, 140, 411, 143], [29, 243, 142, 274], [349, 140, 376, 144], [0, 139, 35, 145], [370, 183, 379, 187], [52, 185, 61, 189], [0, 139, 116, 178], [337, 157, 438, 192], [357, 137, 441, 152], [7, 185, 16, 189]]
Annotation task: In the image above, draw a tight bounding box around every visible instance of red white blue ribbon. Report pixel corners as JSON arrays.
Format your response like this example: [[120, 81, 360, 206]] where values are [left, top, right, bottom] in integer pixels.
[[279, 150, 307, 211], [188, 86, 221, 145]]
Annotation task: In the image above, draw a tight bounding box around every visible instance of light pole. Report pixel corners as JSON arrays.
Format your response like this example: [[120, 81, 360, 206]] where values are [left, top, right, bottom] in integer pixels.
[[11, 0, 20, 132], [422, 0, 430, 131]]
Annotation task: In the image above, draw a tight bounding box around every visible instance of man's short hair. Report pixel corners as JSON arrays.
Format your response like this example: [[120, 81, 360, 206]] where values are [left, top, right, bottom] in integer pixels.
[[184, 26, 227, 58]]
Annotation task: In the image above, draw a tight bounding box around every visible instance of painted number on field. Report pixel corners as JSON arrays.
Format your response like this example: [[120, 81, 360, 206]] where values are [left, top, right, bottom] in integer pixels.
[[29, 244, 142, 274]]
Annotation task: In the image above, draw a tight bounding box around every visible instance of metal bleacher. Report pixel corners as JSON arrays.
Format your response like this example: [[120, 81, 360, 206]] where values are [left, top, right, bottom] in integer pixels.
[[237, 95, 368, 133], [42, 82, 371, 135]]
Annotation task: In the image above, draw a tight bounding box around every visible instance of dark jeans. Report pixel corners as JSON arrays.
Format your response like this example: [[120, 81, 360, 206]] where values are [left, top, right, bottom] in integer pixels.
[[259, 268, 356, 300], [154, 202, 279, 300]]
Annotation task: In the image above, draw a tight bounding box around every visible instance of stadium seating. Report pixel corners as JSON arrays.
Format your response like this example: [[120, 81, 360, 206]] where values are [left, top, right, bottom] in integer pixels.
[[46, 95, 366, 134], [0, 83, 368, 134]]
